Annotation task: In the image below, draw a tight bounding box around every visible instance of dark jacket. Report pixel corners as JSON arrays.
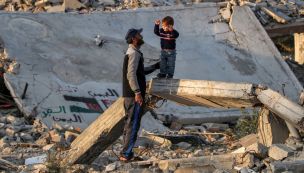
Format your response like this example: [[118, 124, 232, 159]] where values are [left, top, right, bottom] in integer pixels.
[[154, 24, 179, 50]]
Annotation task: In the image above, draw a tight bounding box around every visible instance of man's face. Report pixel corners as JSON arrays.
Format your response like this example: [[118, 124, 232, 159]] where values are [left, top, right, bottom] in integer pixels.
[[133, 33, 144, 47]]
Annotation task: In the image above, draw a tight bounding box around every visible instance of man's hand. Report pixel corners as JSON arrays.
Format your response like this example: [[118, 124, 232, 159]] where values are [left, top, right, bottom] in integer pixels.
[[135, 93, 143, 106], [155, 19, 161, 25]]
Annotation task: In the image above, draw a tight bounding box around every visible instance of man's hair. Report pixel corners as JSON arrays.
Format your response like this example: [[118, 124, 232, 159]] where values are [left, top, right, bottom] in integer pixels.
[[162, 16, 174, 26]]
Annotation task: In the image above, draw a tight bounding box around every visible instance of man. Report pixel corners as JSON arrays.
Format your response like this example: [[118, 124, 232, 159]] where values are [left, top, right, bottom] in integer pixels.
[[120, 28, 159, 161]]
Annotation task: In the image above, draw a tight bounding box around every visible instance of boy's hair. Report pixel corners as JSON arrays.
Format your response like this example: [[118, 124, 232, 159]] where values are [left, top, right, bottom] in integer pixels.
[[162, 16, 174, 26]]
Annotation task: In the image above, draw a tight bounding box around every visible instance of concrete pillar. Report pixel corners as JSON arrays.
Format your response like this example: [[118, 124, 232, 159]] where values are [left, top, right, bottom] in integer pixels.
[[294, 33, 304, 64]]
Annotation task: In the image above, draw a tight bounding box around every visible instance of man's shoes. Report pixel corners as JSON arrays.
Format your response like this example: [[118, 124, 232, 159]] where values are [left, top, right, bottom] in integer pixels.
[[119, 155, 143, 162], [156, 73, 166, 78]]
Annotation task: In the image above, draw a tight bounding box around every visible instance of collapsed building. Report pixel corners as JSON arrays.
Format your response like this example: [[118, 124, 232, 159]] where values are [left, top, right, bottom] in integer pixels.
[[0, 1, 304, 173]]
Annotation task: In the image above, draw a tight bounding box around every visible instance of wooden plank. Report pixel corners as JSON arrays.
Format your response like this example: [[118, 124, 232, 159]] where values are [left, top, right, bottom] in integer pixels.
[[61, 97, 125, 165], [294, 33, 304, 65], [265, 21, 304, 38]]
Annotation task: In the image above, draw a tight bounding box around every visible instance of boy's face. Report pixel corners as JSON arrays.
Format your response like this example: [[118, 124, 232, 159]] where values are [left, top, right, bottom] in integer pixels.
[[162, 23, 173, 31]]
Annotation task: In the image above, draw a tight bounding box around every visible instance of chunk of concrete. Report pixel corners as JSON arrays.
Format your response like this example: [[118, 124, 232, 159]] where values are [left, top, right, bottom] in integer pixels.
[[238, 134, 258, 147], [47, 5, 65, 12], [246, 142, 268, 158], [63, 0, 85, 10], [269, 144, 294, 160]]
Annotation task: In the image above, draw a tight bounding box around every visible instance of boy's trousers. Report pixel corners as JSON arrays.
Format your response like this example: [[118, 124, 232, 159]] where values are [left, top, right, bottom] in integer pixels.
[[120, 97, 145, 159], [160, 50, 176, 77]]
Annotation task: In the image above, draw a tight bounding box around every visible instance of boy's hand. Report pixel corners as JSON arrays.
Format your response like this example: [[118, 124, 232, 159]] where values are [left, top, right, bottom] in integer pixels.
[[155, 19, 161, 25]]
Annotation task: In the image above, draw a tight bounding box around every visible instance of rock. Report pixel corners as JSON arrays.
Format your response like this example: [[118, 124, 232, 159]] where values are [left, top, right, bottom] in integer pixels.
[[25, 154, 47, 165], [0, 136, 10, 148], [0, 123, 5, 129], [202, 123, 229, 132], [238, 134, 258, 147], [0, 2, 5, 10], [269, 144, 294, 160], [246, 142, 268, 158], [2, 147, 13, 154], [43, 144, 55, 151], [6, 115, 24, 126], [170, 121, 183, 131], [176, 142, 192, 150], [193, 149, 204, 156], [20, 132, 34, 142], [49, 129, 62, 142], [0, 116, 7, 123], [5, 127, 16, 136], [235, 153, 255, 168], [63, 0, 85, 10], [47, 5, 65, 12], [183, 125, 206, 132], [65, 130, 79, 143], [105, 162, 117, 172], [232, 147, 246, 154], [35, 132, 51, 145], [220, 7, 231, 21], [286, 144, 303, 151]]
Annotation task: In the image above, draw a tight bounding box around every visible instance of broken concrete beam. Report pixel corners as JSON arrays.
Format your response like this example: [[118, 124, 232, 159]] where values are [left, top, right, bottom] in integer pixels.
[[270, 160, 304, 173], [61, 97, 125, 166], [157, 154, 234, 171], [148, 79, 259, 108], [257, 108, 289, 147], [265, 21, 304, 37], [261, 7, 288, 24], [256, 88, 304, 130], [294, 33, 304, 65], [269, 144, 294, 160]]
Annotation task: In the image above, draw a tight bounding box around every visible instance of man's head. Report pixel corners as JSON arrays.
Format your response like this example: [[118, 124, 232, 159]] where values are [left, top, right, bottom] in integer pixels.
[[125, 28, 144, 47], [162, 16, 174, 32]]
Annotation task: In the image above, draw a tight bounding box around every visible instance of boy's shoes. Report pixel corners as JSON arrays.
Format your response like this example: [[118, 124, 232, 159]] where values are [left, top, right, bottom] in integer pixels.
[[166, 74, 173, 79], [156, 73, 166, 78]]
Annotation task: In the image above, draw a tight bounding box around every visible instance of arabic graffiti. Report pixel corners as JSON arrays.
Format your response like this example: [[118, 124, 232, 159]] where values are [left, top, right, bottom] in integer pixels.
[[88, 88, 119, 98], [42, 106, 66, 118], [63, 95, 103, 113], [57, 85, 78, 93], [52, 114, 83, 123], [101, 99, 115, 108]]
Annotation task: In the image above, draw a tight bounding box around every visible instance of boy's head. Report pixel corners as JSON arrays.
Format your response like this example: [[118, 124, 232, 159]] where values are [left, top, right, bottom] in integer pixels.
[[162, 16, 174, 31]]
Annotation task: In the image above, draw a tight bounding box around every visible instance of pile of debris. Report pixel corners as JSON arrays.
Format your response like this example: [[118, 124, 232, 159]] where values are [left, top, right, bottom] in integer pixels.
[[0, 0, 197, 13], [0, 0, 120, 13], [238, 0, 304, 26]]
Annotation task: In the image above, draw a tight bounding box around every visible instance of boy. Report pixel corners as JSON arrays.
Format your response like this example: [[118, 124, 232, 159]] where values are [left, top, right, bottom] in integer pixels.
[[154, 16, 179, 78]]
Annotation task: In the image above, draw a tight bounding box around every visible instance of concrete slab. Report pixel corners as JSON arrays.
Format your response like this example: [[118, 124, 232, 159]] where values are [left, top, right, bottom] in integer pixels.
[[0, 4, 302, 129]]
